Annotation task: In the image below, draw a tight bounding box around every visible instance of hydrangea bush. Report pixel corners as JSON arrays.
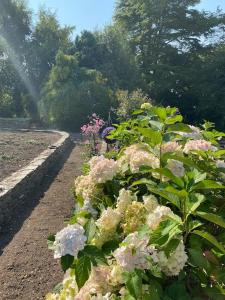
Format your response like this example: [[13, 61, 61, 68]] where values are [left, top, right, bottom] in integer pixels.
[[46, 104, 225, 300]]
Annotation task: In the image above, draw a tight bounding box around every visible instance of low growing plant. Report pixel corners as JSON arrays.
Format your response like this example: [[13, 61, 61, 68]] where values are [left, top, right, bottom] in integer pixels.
[[46, 103, 225, 300]]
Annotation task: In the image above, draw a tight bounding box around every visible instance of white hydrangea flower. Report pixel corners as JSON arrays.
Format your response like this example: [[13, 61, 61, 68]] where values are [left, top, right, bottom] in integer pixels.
[[179, 125, 202, 140], [109, 265, 124, 286], [167, 159, 185, 177], [116, 189, 137, 215], [147, 205, 172, 230], [96, 208, 121, 231], [161, 141, 182, 154], [183, 139, 216, 153], [75, 266, 112, 300], [114, 232, 156, 272], [143, 195, 159, 213], [89, 157, 118, 183], [75, 175, 97, 200], [216, 160, 225, 169], [53, 224, 87, 259], [89, 155, 105, 169], [129, 150, 160, 173], [153, 240, 188, 276]]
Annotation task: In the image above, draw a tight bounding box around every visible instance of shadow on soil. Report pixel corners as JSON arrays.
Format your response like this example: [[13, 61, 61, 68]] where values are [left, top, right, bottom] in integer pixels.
[[0, 138, 77, 255]]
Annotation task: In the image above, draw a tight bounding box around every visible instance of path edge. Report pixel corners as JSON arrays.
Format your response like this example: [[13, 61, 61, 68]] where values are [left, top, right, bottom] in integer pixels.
[[0, 130, 72, 227]]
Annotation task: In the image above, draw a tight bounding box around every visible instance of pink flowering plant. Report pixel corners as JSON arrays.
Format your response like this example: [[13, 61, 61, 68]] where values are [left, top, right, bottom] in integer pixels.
[[47, 104, 225, 300], [81, 113, 105, 155]]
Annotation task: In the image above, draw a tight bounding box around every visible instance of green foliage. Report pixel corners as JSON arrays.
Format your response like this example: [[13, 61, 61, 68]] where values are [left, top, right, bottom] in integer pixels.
[[40, 51, 114, 130], [115, 0, 225, 129]]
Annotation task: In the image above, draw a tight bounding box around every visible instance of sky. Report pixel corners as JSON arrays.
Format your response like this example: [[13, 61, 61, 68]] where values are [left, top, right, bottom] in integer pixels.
[[28, 0, 225, 36]]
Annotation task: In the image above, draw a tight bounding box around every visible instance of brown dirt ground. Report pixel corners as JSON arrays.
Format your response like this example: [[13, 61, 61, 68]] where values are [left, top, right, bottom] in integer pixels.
[[0, 130, 60, 181], [0, 142, 84, 300]]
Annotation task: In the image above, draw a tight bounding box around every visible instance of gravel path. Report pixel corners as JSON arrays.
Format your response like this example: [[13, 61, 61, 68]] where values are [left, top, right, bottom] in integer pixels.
[[0, 142, 84, 300], [0, 130, 60, 181]]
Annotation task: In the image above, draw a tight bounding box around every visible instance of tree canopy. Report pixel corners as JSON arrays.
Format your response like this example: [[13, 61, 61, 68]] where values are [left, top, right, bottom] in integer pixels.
[[0, 0, 225, 130]]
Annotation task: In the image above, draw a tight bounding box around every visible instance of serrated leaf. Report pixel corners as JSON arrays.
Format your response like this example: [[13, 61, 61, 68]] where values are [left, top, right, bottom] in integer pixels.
[[61, 254, 74, 272], [75, 255, 91, 289], [191, 180, 225, 191], [167, 123, 192, 133], [195, 211, 225, 229], [84, 218, 96, 243], [151, 168, 184, 188], [102, 240, 120, 255], [165, 114, 183, 125], [125, 272, 142, 298], [192, 230, 225, 254]]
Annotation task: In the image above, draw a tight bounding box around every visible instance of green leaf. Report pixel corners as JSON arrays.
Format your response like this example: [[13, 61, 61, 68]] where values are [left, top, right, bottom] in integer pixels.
[[167, 123, 192, 133], [166, 282, 191, 300], [61, 254, 74, 272], [152, 168, 184, 188], [191, 180, 225, 191], [153, 107, 167, 120], [102, 240, 120, 255], [132, 178, 157, 187], [149, 120, 164, 130], [165, 114, 183, 125], [148, 187, 180, 208], [138, 127, 162, 145], [187, 220, 203, 233], [192, 230, 225, 254], [195, 211, 225, 229], [125, 272, 142, 298], [75, 255, 91, 289], [187, 193, 205, 216], [189, 248, 211, 270], [164, 239, 180, 257], [84, 218, 96, 243], [79, 245, 107, 265], [147, 279, 163, 300]]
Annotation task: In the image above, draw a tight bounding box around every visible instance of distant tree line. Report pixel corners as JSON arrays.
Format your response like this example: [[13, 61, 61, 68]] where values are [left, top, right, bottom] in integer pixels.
[[0, 0, 225, 130]]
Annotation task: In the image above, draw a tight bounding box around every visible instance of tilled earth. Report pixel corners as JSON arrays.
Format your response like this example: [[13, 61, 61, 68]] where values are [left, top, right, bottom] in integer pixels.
[[0, 142, 84, 299], [0, 130, 60, 181]]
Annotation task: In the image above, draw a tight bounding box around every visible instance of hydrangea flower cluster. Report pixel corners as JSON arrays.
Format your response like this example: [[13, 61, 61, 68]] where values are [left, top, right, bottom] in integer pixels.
[[47, 104, 225, 299], [147, 205, 172, 230], [153, 240, 188, 276], [118, 144, 160, 173], [53, 224, 87, 259], [75, 156, 118, 202], [183, 139, 216, 153], [161, 141, 182, 154], [114, 232, 157, 272]]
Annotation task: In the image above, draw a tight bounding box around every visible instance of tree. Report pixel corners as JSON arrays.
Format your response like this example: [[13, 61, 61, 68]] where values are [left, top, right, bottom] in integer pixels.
[[40, 51, 114, 130], [114, 0, 225, 128], [0, 0, 33, 117], [27, 9, 74, 94], [74, 27, 142, 91]]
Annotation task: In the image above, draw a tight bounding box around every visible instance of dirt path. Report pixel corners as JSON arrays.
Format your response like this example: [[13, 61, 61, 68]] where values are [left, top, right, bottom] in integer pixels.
[[0, 142, 84, 300]]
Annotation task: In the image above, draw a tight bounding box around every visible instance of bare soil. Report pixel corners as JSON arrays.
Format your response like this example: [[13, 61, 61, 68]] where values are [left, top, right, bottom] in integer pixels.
[[0, 130, 60, 181], [0, 142, 84, 299]]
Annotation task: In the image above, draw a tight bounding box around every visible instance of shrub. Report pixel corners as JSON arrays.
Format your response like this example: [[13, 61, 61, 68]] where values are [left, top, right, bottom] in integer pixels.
[[46, 104, 225, 300]]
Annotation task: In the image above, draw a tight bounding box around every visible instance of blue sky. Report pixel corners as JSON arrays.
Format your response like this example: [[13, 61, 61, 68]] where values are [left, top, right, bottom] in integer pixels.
[[28, 0, 225, 36]]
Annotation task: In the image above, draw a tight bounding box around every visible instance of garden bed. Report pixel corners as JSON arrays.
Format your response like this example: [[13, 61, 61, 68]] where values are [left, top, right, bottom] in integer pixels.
[[0, 130, 60, 181]]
